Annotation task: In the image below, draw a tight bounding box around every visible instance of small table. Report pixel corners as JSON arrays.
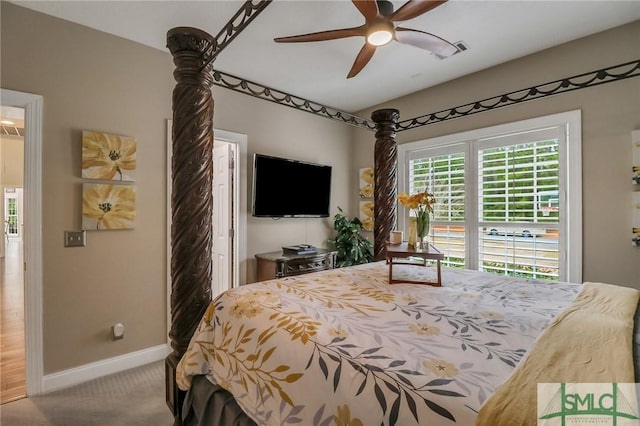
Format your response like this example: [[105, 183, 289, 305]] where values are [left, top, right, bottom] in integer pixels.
[[386, 242, 444, 286]]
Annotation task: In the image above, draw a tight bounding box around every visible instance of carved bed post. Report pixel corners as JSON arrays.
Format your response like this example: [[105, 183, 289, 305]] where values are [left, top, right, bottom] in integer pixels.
[[371, 108, 399, 261], [165, 27, 216, 425]]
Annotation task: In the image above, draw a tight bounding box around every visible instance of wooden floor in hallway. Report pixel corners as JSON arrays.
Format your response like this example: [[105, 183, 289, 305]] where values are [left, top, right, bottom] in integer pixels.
[[1, 240, 26, 404]]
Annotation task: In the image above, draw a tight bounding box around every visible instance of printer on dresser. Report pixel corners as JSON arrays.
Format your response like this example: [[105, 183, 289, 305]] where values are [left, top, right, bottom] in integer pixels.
[[255, 246, 337, 282]]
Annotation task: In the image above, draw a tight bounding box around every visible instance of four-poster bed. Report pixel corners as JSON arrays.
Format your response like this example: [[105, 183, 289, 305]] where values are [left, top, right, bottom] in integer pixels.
[[163, 18, 406, 422], [164, 7, 640, 426]]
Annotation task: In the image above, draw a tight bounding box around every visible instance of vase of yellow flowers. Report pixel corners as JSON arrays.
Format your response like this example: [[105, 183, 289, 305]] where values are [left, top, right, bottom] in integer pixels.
[[398, 190, 436, 251]]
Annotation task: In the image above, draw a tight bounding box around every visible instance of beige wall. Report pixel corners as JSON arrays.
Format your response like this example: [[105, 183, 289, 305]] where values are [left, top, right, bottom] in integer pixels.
[[353, 20, 640, 289], [1, 3, 352, 373]]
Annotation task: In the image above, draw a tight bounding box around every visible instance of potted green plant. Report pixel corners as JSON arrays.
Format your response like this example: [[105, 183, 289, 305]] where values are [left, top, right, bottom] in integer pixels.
[[328, 207, 374, 267]]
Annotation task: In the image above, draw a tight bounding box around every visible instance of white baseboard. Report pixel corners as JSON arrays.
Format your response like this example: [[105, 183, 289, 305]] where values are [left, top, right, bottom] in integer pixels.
[[42, 344, 171, 393]]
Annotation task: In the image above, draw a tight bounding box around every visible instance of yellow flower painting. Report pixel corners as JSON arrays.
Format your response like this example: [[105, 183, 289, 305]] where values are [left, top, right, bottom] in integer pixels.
[[82, 131, 137, 181], [633, 131, 640, 184], [634, 193, 640, 245], [359, 167, 374, 198], [82, 184, 136, 230], [359, 200, 374, 231]]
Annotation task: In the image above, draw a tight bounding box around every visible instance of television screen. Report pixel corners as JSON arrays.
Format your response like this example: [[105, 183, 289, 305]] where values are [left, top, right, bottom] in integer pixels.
[[252, 154, 332, 218]]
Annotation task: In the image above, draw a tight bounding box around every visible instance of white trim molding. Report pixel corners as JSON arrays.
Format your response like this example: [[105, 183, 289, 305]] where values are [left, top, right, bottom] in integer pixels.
[[1, 88, 44, 396], [42, 344, 171, 393]]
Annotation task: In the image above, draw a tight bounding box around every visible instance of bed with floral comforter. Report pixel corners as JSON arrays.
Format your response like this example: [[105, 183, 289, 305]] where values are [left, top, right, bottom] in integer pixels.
[[177, 261, 581, 425]]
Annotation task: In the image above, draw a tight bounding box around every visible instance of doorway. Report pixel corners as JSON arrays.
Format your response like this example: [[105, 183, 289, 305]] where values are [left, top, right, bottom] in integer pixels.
[[1, 107, 26, 403], [212, 140, 237, 296], [165, 123, 247, 339], [1, 88, 44, 397]]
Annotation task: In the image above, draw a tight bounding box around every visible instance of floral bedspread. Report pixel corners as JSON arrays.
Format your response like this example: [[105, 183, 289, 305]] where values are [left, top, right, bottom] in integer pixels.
[[177, 261, 580, 425]]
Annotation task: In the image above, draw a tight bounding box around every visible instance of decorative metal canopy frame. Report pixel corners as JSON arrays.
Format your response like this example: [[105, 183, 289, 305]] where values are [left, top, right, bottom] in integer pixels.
[[209, 59, 640, 132], [397, 59, 640, 131], [211, 69, 375, 129], [203, 0, 273, 65]]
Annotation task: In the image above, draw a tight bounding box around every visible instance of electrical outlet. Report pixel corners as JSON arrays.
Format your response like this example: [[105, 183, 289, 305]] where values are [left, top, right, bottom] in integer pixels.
[[112, 323, 125, 340], [64, 230, 86, 247]]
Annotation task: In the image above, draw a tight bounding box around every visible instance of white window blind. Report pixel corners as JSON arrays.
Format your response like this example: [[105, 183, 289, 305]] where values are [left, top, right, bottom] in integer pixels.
[[398, 111, 581, 282], [478, 133, 561, 280], [409, 151, 466, 267]]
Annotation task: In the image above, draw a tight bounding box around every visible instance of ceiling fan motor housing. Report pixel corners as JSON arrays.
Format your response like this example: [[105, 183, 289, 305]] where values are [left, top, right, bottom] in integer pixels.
[[377, 0, 394, 17]]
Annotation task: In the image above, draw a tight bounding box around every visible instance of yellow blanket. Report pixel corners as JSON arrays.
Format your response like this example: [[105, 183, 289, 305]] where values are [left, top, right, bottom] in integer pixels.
[[475, 281, 640, 426]]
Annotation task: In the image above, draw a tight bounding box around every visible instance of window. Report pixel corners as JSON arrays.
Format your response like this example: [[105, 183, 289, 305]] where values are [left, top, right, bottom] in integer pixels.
[[478, 136, 560, 279], [398, 111, 582, 282], [409, 149, 466, 268], [4, 192, 19, 237]]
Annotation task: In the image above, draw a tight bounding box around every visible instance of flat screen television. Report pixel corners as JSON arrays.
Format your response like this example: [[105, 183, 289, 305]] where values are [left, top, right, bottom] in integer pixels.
[[252, 153, 332, 218]]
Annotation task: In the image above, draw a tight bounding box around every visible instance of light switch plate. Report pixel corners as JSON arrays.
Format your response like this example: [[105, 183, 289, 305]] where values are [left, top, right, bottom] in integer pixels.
[[64, 230, 86, 247]]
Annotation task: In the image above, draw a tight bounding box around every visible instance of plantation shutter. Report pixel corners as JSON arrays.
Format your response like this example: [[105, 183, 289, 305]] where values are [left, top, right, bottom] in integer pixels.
[[406, 145, 468, 268], [401, 125, 568, 281], [477, 128, 563, 280]]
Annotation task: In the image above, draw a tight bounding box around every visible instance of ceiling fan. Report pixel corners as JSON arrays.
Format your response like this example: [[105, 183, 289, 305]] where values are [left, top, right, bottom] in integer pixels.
[[274, 0, 459, 79]]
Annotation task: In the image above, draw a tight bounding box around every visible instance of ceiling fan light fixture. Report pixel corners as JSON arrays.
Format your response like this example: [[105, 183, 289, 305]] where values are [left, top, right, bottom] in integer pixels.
[[367, 29, 393, 46]]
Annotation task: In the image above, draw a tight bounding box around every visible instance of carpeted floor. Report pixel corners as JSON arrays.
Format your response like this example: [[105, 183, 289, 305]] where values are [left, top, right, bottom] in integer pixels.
[[0, 360, 173, 425]]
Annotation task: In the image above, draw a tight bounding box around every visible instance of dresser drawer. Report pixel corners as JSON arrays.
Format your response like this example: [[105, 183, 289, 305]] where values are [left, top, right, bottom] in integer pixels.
[[281, 254, 334, 276], [255, 249, 336, 281]]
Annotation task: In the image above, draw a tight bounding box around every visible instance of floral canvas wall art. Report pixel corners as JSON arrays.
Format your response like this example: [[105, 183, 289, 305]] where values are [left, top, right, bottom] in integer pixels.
[[359, 167, 374, 198], [82, 184, 136, 230], [633, 192, 640, 246], [359, 200, 374, 231], [82, 130, 137, 181], [633, 130, 640, 185]]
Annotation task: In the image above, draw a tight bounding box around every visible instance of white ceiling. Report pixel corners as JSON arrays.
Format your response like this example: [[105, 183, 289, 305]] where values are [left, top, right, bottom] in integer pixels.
[[11, 0, 640, 112]]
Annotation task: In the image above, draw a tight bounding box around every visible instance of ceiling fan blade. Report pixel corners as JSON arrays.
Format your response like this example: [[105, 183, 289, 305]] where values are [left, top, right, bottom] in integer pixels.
[[347, 43, 377, 79], [275, 26, 365, 43], [390, 0, 447, 22], [352, 0, 379, 21], [395, 27, 458, 56]]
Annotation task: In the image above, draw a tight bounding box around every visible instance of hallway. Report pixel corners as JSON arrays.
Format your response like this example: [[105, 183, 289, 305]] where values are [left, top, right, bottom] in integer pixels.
[[1, 240, 26, 403]]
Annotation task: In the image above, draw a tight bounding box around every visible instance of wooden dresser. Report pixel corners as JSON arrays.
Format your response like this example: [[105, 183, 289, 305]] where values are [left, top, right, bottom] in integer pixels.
[[255, 248, 337, 281]]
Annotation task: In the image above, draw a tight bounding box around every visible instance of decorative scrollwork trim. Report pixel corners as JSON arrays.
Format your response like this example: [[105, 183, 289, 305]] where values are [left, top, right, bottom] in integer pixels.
[[209, 59, 638, 132], [397, 59, 640, 131], [201, 0, 273, 67], [212, 69, 375, 130]]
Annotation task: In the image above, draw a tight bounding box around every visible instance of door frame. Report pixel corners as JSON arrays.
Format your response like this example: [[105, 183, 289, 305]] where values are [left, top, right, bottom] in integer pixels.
[[1, 88, 44, 396], [165, 122, 247, 341]]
